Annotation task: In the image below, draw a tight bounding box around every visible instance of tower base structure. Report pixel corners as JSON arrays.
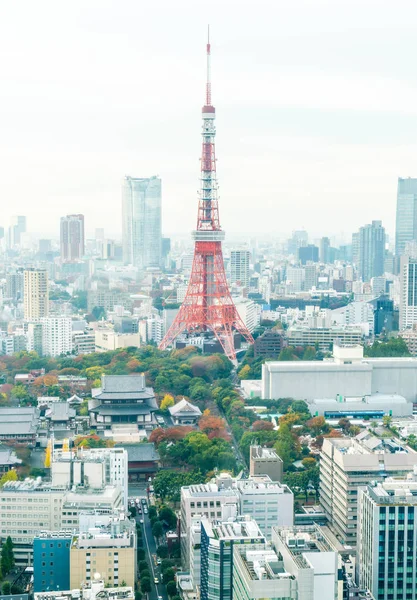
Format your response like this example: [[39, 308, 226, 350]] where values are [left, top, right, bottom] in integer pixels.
[[159, 239, 253, 362]]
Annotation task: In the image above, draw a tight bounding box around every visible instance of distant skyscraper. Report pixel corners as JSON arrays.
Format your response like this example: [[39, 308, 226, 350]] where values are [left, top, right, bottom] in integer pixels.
[[358, 220, 385, 282], [352, 232, 360, 266], [8, 215, 26, 247], [230, 250, 250, 286], [298, 244, 319, 265], [320, 236, 330, 263], [60, 214, 85, 262], [122, 176, 161, 269], [24, 268, 49, 320], [400, 255, 417, 330], [395, 177, 417, 256]]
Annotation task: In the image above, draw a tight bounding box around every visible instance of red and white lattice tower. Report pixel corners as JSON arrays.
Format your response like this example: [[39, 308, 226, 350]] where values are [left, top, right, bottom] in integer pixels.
[[159, 30, 254, 362]]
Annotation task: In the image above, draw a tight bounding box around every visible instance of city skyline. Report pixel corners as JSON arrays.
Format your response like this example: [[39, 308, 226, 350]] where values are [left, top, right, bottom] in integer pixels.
[[1, 1, 417, 237]]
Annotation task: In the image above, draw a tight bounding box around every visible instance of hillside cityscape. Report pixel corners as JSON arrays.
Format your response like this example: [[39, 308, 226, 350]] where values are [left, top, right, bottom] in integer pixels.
[[2, 7, 417, 600]]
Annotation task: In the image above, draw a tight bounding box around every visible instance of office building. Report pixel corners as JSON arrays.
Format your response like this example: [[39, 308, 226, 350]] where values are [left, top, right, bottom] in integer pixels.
[[70, 518, 136, 588], [24, 268, 49, 320], [400, 255, 417, 330], [230, 250, 250, 286], [370, 295, 395, 336], [8, 215, 26, 247], [180, 483, 239, 570], [122, 175, 161, 269], [95, 329, 141, 352], [234, 297, 258, 333], [249, 445, 283, 482], [41, 317, 73, 357], [358, 220, 385, 282], [6, 269, 24, 303], [200, 516, 265, 600], [253, 329, 285, 359], [320, 236, 330, 263], [287, 324, 362, 351], [352, 232, 360, 266], [52, 447, 128, 509], [358, 474, 417, 600], [72, 329, 95, 355], [320, 433, 417, 545], [33, 533, 71, 592], [304, 264, 317, 290], [26, 322, 44, 355], [299, 244, 319, 265], [395, 177, 417, 256], [34, 578, 134, 600], [271, 525, 341, 600], [60, 214, 85, 261]]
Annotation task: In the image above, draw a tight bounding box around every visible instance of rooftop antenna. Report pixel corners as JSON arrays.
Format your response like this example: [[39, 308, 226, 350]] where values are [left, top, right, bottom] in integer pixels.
[[206, 24, 211, 106]]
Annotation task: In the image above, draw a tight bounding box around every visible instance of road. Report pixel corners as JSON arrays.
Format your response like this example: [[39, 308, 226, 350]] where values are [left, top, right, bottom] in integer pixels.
[[130, 495, 168, 600]]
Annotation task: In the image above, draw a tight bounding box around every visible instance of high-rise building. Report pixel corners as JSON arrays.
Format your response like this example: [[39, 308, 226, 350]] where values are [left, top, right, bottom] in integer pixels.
[[298, 244, 319, 265], [358, 220, 385, 282], [8, 215, 26, 247], [41, 317, 72, 356], [200, 516, 265, 600], [6, 268, 24, 303], [400, 256, 417, 330], [320, 236, 330, 263], [24, 268, 49, 320], [358, 475, 417, 600], [320, 434, 417, 545], [230, 250, 250, 286], [60, 214, 85, 261], [395, 177, 417, 257], [122, 176, 162, 269]]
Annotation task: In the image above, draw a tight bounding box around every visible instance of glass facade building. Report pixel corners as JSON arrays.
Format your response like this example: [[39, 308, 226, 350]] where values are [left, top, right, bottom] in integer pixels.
[[122, 176, 161, 270], [396, 177, 417, 257], [358, 220, 385, 282]]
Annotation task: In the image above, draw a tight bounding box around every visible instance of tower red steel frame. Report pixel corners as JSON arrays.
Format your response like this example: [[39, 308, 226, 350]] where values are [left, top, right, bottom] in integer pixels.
[[159, 30, 254, 361]]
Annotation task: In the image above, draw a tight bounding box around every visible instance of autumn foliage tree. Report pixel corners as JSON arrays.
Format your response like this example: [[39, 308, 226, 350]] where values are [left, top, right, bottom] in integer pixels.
[[198, 414, 230, 440], [252, 420, 274, 432], [149, 426, 194, 446], [160, 394, 175, 411]]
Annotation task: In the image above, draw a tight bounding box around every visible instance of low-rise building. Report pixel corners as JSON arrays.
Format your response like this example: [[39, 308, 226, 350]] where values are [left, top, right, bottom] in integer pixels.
[[34, 578, 134, 600], [249, 445, 283, 482], [308, 393, 411, 419], [33, 532, 72, 592], [287, 324, 362, 351], [169, 398, 202, 425], [125, 444, 160, 482], [254, 329, 285, 359], [0, 407, 39, 444], [0, 447, 22, 473]]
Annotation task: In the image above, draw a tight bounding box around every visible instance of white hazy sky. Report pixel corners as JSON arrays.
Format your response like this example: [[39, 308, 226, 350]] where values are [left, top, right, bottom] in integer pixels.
[[1, 0, 417, 241]]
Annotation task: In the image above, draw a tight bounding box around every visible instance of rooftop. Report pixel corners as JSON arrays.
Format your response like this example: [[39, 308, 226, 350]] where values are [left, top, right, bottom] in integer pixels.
[[203, 516, 264, 541], [235, 545, 293, 582], [274, 525, 336, 570], [124, 443, 160, 462]]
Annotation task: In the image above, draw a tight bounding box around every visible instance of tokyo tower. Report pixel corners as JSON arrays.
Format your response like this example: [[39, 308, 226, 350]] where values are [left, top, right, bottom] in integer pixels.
[[159, 30, 254, 362]]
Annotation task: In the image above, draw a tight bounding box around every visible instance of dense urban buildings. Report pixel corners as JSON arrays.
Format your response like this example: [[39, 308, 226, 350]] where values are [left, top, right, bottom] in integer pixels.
[[60, 214, 85, 262], [122, 175, 162, 270]]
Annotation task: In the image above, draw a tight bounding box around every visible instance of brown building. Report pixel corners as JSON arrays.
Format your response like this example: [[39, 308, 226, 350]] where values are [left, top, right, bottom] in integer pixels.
[[125, 443, 160, 482], [254, 329, 285, 358]]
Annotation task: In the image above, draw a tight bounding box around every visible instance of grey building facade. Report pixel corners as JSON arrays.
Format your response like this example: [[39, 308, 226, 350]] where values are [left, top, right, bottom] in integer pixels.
[[395, 177, 417, 257]]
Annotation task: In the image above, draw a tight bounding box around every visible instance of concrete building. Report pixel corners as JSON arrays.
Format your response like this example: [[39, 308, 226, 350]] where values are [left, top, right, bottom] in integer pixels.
[[34, 578, 134, 600], [271, 525, 341, 600], [249, 445, 283, 482], [24, 268, 49, 320], [52, 447, 128, 509], [287, 324, 362, 352], [180, 483, 239, 571], [60, 214, 85, 262], [94, 329, 140, 352], [233, 544, 298, 600], [200, 516, 265, 600], [70, 518, 136, 588], [358, 474, 417, 600], [33, 533, 71, 592], [395, 177, 417, 257], [358, 220, 385, 282], [400, 324, 417, 355], [299, 244, 319, 265], [60, 486, 123, 530], [308, 393, 411, 419], [72, 329, 96, 355], [122, 175, 162, 269], [261, 343, 417, 403], [41, 317, 73, 357], [234, 298, 258, 333], [320, 237, 330, 263], [320, 433, 417, 545], [400, 255, 417, 330], [230, 250, 250, 286], [254, 329, 285, 359]]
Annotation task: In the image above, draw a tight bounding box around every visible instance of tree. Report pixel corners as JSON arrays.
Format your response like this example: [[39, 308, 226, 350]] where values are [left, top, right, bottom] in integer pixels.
[[161, 394, 175, 411], [0, 470, 18, 487], [129, 506, 137, 518], [2, 582, 11, 595], [163, 568, 176, 584], [148, 505, 158, 520], [160, 559, 174, 572], [140, 577, 151, 594], [306, 416, 328, 435], [156, 545, 169, 559], [301, 457, 316, 468], [166, 581, 177, 597], [289, 400, 310, 414], [152, 521, 164, 541], [237, 364, 251, 380], [383, 415, 392, 428], [139, 561, 149, 573], [252, 420, 274, 431], [137, 548, 146, 561], [159, 506, 177, 529]]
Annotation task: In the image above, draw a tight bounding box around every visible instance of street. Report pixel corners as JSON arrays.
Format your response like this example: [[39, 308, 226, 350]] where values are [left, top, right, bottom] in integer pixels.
[[129, 495, 168, 600]]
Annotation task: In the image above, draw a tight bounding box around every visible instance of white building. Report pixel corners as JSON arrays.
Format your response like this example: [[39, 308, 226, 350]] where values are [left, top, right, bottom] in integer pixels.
[[286, 266, 305, 293], [230, 250, 250, 286], [145, 315, 164, 344], [331, 301, 375, 337], [320, 434, 417, 545], [34, 577, 134, 600], [51, 447, 128, 509], [234, 297, 259, 333], [262, 343, 417, 404], [95, 329, 140, 351], [400, 256, 417, 330], [271, 525, 341, 600], [41, 317, 73, 357]]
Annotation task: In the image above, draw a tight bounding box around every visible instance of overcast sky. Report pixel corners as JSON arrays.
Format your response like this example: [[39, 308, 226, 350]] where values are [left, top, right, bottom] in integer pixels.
[[1, 0, 417, 242]]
